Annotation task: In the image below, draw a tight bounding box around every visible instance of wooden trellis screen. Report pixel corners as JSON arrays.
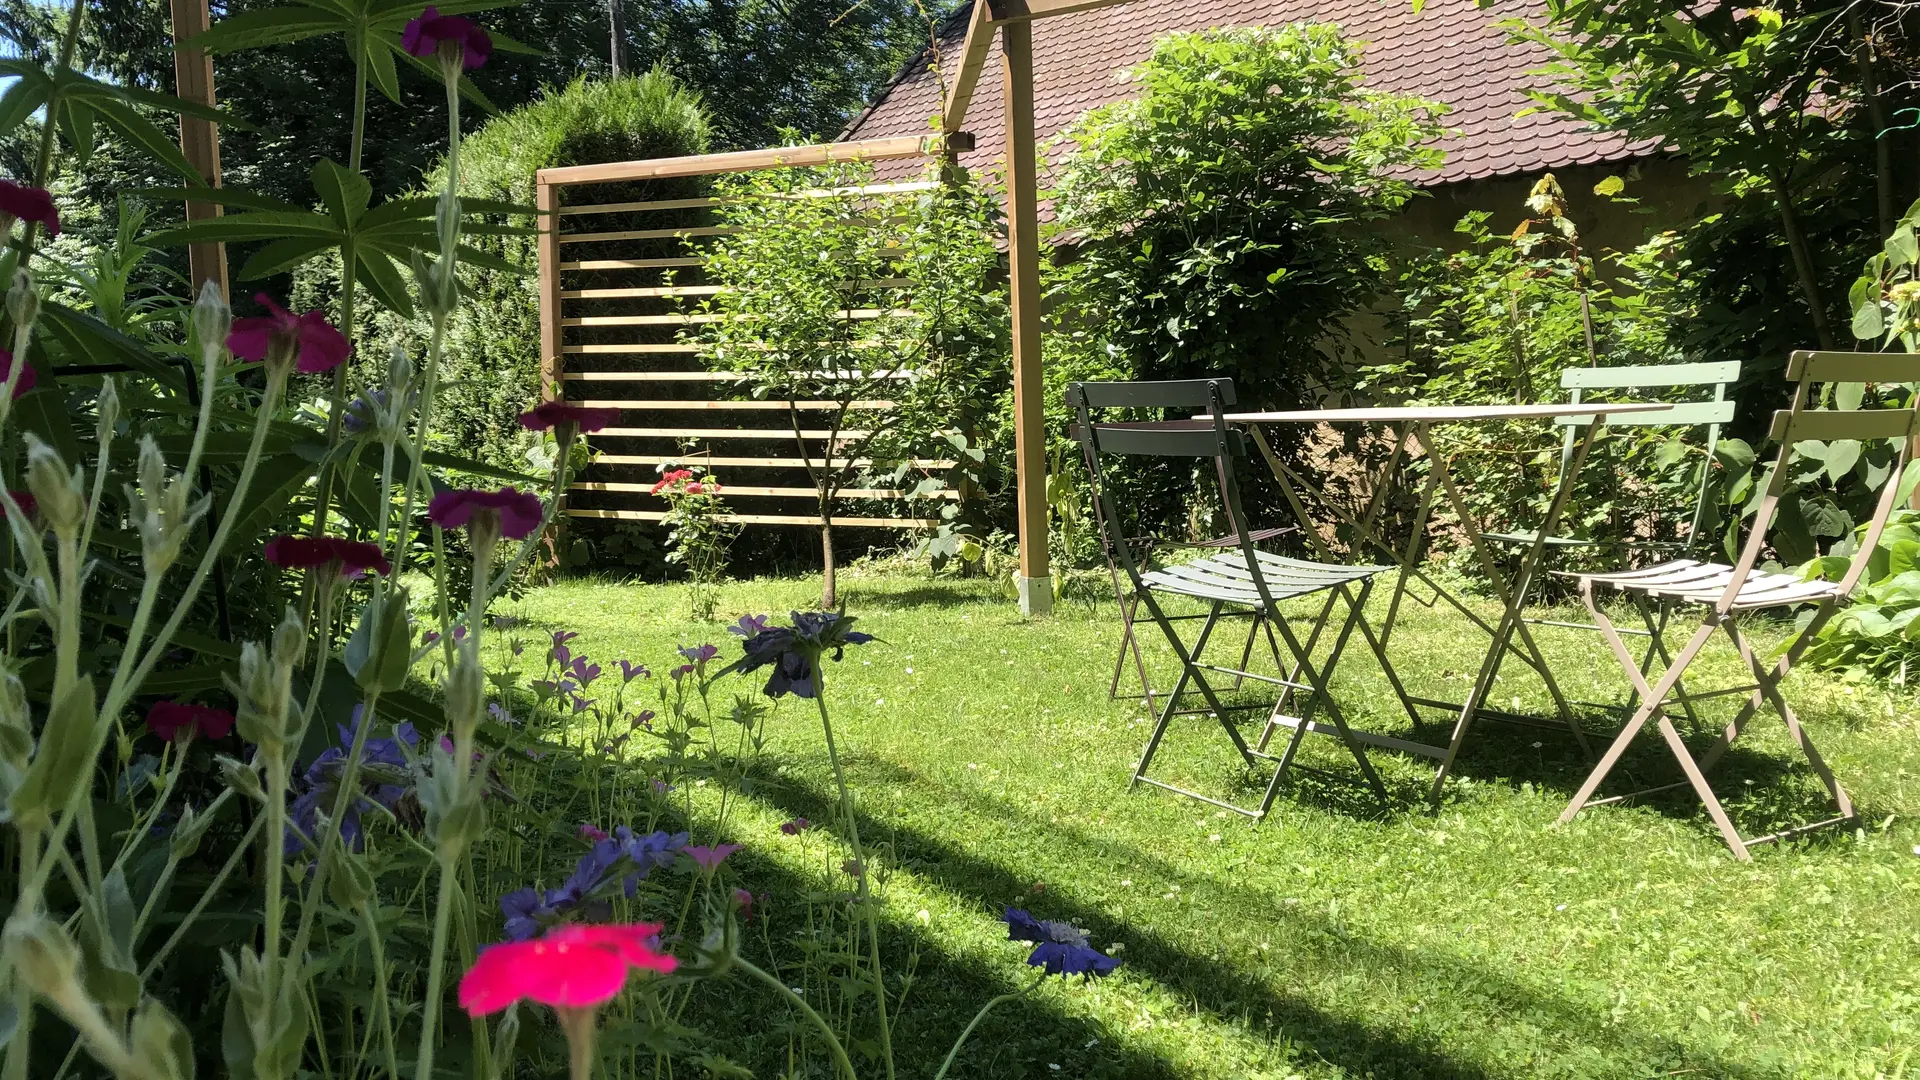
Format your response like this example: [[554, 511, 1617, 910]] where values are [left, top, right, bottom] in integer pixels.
[[534, 135, 958, 530]]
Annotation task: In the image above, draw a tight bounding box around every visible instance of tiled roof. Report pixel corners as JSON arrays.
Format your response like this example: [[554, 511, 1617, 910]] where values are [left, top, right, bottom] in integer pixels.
[[841, 0, 1648, 188]]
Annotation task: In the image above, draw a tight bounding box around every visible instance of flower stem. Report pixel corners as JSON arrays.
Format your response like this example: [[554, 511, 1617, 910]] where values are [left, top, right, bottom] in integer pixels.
[[413, 853, 460, 1080], [359, 898, 400, 1080], [261, 744, 289, 999], [735, 957, 858, 1080], [811, 667, 894, 1080], [931, 973, 1047, 1080]]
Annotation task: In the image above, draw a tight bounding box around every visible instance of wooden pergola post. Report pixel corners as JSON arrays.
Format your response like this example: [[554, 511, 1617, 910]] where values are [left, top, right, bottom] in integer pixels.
[[944, 0, 1132, 616], [999, 19, 1050, 615], [168, 0, 227, 298]]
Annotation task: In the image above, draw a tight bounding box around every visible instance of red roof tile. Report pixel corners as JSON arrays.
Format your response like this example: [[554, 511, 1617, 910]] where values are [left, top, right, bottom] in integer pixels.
[[841, 0, 1646, 189]]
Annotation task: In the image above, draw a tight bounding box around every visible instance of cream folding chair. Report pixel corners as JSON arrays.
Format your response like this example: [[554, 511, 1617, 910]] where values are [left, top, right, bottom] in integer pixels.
[[1558, 350, 1917, 859]]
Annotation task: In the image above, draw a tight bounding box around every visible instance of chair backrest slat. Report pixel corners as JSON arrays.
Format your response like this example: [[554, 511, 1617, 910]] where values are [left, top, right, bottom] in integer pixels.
[[1089, 423, 1238, 459], [1553, 400, 1736, 428], [1560, 360, 1742, 389], [1768, 407, 1920, 443], [1068, 379, 1239, 410], [1785, 350, 1920, 383]]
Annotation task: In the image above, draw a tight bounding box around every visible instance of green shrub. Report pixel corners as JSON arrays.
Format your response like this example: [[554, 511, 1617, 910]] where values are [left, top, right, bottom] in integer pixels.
[[297, 70, 712, 470]]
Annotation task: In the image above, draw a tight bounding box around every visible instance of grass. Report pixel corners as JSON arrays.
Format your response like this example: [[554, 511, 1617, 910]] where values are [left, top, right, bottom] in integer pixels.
[[497, 565, 1920, 1079]]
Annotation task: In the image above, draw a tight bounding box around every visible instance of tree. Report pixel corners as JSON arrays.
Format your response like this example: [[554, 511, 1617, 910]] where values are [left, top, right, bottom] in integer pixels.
[[1510, 1, 1885, 351], [698, 160, 1006, 607], [1051, 24, 1446, 404]]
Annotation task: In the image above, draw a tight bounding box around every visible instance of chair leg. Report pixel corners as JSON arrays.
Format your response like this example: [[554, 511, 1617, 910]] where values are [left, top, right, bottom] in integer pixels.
[[1264, 585, 1389, 807], [1557, 584, 1717, 825], [1718, 619, 1855, 820], [1634, 593, 1701, 729], [1654, 712, 1752, 860], [1132, 601, 1229, 786]]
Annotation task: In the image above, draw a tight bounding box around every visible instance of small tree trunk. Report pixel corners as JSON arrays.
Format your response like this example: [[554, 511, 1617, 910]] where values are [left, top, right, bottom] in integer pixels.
[[1773, 175, 1838, 350], [818, 486, 837, 609], [607, 0, 627, 77]]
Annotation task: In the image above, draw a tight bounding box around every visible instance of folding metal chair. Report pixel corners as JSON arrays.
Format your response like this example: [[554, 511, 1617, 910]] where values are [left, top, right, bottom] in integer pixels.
[[1071, 377, 1292, 714], [1483, 362, 1741, 721], [1069, 378, 1394, 819], [1557, 350, 1917, 859]]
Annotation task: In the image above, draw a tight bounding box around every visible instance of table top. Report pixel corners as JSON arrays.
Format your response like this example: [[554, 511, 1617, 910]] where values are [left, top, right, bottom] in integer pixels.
[[1214, 402, 1675, 424]]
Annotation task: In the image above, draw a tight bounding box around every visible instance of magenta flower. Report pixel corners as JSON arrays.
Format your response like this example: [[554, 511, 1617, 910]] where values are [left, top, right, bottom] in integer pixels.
[[518, 401, 620, 433], [0, 179, 58, 236], [669, 664, 695, 681], [263, 535, 391, 578], [779, 818, 810, 836], [1, 352, 36, 400], [146, 701, 235, 742], [428, 486, 543, 540], [579, 823, 609, 843], [728, 614, 771, 639], [458, 923, 675, 1016], [402, 6, 492, 68], [227, 294, 350, 374], [841, 859, 865, 878], [682, 844, 740, 872], [732, 888, 757, 923]]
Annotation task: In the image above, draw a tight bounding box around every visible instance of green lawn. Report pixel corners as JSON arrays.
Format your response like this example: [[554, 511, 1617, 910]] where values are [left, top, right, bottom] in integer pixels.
[[501, 567, 1920, 1079]]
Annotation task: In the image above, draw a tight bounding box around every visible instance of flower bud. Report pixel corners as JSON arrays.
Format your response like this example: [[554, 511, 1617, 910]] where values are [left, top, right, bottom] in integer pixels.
[[129, 1000, 193, 1080], [23, 434, 84, 538], [128, 437, 207, 575], [6, 269, 38, 329], [95, 377, 119, 445], [271, 607, 306, 674], [217, 754, 265, 803], [4, 913, 82, 1003], [387, 342, 415, 393], [443, 650, 485, 743], [192, 279, 231, 354], [227, 643, 288, 753], [170, 802, 215, 860]]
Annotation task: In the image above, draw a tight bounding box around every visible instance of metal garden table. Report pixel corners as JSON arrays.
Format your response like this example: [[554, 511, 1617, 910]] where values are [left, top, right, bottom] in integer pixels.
[[1215, 402, 1673, 804]]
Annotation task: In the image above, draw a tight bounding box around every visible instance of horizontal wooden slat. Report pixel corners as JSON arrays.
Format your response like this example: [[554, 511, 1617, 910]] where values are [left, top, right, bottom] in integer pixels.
[[561, 368, 915, 380], [597, 427, 873, 440], [592, 454, 956, 468], [561, 278, 911, 300], [563, 309, 909, 327], [1786, 349, 1920, 382], [566, 508, 938, 527], [557, 182, 943, 218], [563, 343, 704, 354], [572, 482, 951, 499], [1552, 400, 1736, 427], [561, 257, 705, 271], [561, 225, 734, 245], [1560, 361, 1741, 389], [572, 399, 895, 410], [560, 196, 721, 216], [537, 134, 941, 186]]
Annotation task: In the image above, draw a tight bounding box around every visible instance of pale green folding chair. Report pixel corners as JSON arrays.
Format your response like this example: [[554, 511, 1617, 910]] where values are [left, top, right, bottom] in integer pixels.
[[1482, 361, 1741, 719]]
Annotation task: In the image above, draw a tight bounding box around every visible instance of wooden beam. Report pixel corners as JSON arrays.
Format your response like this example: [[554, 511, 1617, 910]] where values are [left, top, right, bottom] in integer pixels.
[[168, 0, 226, 297], [986, 0, 1135, 25], [943, 0, 997, 134], [571, 399, 897, 411], [537, 180, 563, 401], [1001, 18, 1050, 614], [592, 454, 957, 468], [537, 134, 942, 188], [597, 427, 875, 440], [567, 508, 938, 528], [572, 482, 946, 499]]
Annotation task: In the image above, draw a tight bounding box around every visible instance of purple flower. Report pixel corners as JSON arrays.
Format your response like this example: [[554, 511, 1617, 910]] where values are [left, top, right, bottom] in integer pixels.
[[487, 702, 517, 725], [569, 695, 594, 715], [728, 614, 771, 639], [729, 612, 874, 700], [733, 888, 757, 923], [498, 826, 689, 940], [678, 643, 719, 665], [428, 487, 543, 540], [629, 710, 655, 730], [551, 643, 573, 669], [617, 659, 649, 683], [285, 709, 419, 856], [568, 656, 602, 686], [600, 734, 630, 755], [651, 778, 672, 796], [402, 5, 491, 68], [552, 630, 579, 649], [1004, 908, 1121, 978], [500, 887, 558, 941], [682, 843, 741, 873], [669, 664, 695, 681], [779, 818, 810, 836]]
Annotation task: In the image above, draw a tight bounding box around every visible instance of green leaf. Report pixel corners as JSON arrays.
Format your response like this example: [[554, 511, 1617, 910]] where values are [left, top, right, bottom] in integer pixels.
[[1591, 174, 1626, 197], [88, 96, 202, 182], [1825, 438, 1862, 481], [1888, 227, 1919, 269], [190, 7, 348, 53], [0, 77, 48, 139], [354, 250, 414, 317], [54, 96, 94, 164], [237, 237, 337, 281], [312, 158, 371, 228]]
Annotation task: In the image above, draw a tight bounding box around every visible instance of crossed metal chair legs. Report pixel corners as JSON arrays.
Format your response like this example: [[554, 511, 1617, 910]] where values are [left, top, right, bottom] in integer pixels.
[[1559, 575, 1857, 860], [1130, 577, 1391, 820]]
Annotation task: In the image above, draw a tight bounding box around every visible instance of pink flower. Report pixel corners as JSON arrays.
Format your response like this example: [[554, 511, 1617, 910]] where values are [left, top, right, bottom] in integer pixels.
[[684, 483, 704, 495], [1, 351, 36, 399], [579, 823, 608, 842], [732, 888, 756, 923], [263, 535, 392, 578], [681, 843, 740, 872], [2, 490, 36, 520], [457, 923, 675, 1016], [518, 401, 621, 433], [402, 6, 492, 69], [428, 487, 544, 540], [0, 180, 58, 236], [227, 295, 350, 374], [779, 818, 810, 836], [146, 701, 236, 742], [841, 859, 865, 878]]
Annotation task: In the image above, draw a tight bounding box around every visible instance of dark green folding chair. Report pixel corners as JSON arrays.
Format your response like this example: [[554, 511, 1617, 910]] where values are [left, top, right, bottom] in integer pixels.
[[1071, 377, 1293, 715], [1069, 378, 1394, 819]]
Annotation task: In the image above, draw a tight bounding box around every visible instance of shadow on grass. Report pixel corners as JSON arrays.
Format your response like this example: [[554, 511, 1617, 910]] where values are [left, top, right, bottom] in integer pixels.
[[732, 757, 1773, 1080]]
